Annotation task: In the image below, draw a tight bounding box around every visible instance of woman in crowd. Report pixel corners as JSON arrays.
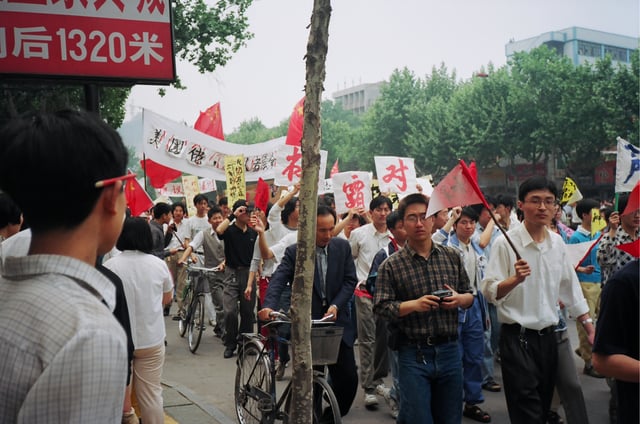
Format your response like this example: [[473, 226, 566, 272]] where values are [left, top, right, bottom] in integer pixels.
[[105, 217, 173, 424]]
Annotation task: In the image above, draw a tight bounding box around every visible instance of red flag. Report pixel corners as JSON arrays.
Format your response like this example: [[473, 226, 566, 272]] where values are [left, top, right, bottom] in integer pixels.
[[254, 177, 270, 213], [622, 181, 640, 216], [330, 159, 339, 177], [426, 160, 487, 217], [468, 161, 478, 183], [125, 172, 154, 216], [194, 102, 224, 140], [140, 158, 181, 189], [285, 97, 305, 146], [616, 239, 640, 258]]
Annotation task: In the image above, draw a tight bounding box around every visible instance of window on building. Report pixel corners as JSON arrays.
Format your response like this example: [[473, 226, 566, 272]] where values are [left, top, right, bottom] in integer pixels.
[[604, 45, 628, 62], [577, 41, 601, 58]]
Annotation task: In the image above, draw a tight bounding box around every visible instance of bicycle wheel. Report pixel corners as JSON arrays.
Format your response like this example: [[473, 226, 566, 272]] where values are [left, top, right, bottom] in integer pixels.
[[178, 286, 191, 337], [235, 341, 272, 424], [187, 295, 205, 353], [311, 375, 341, 424]]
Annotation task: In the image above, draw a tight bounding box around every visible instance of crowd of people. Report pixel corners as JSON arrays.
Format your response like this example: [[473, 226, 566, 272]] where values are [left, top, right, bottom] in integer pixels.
[[0, 109, 638, 424]]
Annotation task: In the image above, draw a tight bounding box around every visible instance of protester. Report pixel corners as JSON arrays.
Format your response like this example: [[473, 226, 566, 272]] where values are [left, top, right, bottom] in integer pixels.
[[0, 192, 22, 243], [374, 193, 473, 424], [258, 205, 359, 417], [0, 109, 129, 421], [350, 196, 393, 408], [481, 176, 594, 423], [104, 217, 173, 424], [165, 202, 191, 319]]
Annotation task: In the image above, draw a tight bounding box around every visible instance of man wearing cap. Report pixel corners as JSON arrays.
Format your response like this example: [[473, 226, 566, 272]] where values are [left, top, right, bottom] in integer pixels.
[[216, 199, 258, 358]]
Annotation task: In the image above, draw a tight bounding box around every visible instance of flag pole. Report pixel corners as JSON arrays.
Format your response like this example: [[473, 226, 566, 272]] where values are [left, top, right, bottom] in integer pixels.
[[486, 209, 522, 260], [142, 153, 148, 193]]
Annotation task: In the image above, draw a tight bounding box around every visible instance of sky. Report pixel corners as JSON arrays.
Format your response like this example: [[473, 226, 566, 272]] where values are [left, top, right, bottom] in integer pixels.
[[124, 0, 639, 133]]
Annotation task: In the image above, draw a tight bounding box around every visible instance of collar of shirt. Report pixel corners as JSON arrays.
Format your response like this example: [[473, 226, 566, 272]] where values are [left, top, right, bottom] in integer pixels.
[[3, 254, 117, 311], [576, 225, 590, 236], [515, 224, 553, 249]]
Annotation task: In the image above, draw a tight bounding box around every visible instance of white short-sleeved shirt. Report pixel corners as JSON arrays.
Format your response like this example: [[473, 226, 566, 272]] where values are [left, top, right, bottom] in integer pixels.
[[104, 251, 173, 349]]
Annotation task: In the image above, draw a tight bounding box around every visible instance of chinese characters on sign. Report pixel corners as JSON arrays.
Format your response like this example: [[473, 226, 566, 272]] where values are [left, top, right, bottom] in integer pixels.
[[332, 172, 372, 215], [224, 155, 246, 207], [274, 144, 328, 190], [1, 0, 175, 83], [374, 156, 417, 196]]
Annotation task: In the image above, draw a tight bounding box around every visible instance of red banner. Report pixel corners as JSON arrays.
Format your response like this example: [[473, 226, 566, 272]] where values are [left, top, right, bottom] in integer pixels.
[[0, 2, 175, 84]]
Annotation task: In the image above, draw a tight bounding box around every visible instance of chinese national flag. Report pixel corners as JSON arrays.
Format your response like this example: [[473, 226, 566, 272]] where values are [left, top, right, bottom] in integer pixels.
[[285, 97, 305, 146], [125, 173, 154, 217], [194, 102, 225, 140], [141, 158, 181, 189], [622, 181, 640, 217], [330, 159, 339, 177], [426, 160, 487, 218], [254, 177, 270, 213]]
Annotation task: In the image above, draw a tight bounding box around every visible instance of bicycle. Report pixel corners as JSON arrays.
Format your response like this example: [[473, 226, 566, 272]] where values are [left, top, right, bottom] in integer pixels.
[[178, 264, 220, 354], [234, 311, 343, 424]]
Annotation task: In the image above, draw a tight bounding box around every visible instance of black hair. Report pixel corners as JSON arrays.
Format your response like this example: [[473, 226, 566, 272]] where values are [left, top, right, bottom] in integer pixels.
[[281, 197, 298, 225], [455, 207, 479, 224], [208, 205, 223, 218], [575, 199, 600, 218], [617, 193, 630, 213], [398, 193, 429, 220], [341, 212, 366, 226], [386, 210, 402, 230], [193, 193, 208, 206], [320, 193, 335, 208], [116, 217, 153, 253], [495, 193, 515, 209], [0, 109, 127, 233], [370, 195, 393, 211], [0, 192, 21, 228], [152, 202, 171, 219], [171, 202, 186, 214], [317, 204, 337, 224], [218, 196, 228, 207], [518, 176, 558, 202]]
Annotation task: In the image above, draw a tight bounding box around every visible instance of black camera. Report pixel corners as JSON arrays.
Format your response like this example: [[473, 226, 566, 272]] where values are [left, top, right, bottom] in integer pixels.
[[432, 289, 452, 301]]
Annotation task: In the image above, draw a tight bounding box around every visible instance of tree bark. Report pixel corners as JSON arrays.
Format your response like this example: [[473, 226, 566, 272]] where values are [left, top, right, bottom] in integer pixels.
[[289, 1, 331, 423]]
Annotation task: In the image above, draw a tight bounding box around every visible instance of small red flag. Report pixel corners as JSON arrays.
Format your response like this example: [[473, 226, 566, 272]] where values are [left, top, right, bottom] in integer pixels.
[[426, 160, 487, 217], [285, 97, 305, 146], [125, 172, 154, 216], [254, 177, 270, 213], [194, 102, 224, 140], [330, 159, 339, 177], [616, 239, 640, 258], [141, 158, 181, 189], [622, 181, 640, 217], [468, 161, 478, 183]]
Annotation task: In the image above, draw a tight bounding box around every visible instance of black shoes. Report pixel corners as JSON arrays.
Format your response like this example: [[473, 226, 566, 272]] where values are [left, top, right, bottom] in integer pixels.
[[223, 348, 235, 358], [482, 379, 502, 392]]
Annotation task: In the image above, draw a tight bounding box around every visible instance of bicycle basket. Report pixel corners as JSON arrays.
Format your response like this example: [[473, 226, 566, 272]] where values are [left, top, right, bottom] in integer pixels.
[[311, 326, 343, 366]]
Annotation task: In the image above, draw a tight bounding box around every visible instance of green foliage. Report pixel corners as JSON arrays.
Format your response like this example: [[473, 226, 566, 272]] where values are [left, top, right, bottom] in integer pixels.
[[225, 117, 287, 144]]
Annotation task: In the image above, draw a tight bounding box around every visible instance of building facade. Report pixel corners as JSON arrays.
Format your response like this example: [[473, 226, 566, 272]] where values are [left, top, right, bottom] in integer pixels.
[[332, 81, 385, 114]]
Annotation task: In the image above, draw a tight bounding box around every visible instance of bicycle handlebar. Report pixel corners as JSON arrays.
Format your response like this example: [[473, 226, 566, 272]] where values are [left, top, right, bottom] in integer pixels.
[[187, 264, 222, 273], [266, 311, 335, 326]]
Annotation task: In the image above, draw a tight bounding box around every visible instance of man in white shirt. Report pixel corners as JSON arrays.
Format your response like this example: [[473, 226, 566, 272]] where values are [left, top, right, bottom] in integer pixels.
[[349, 195, 393, 408], [0, 110, 128, 422], [165, 202, 191, 319], [481, 176, 594, 423]]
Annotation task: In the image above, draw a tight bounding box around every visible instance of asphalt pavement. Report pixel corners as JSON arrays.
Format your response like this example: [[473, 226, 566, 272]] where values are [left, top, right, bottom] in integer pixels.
[[161, 312, 611, 424]]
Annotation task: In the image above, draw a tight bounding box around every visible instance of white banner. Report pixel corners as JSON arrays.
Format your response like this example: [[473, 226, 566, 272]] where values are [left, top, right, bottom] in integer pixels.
[[332, 172, 372, 215], [616, 137, 640, 193], [274, 144, 328, 190], [142, 109, 285, 182], [374, 156, 417, 196], [158, 178, 216, 198]]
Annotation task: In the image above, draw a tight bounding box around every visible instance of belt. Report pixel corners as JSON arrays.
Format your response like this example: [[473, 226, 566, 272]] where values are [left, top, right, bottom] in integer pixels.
[[401, 334, 458, 347], [230, 266, 249, 270], [502, 323, 555, 336]]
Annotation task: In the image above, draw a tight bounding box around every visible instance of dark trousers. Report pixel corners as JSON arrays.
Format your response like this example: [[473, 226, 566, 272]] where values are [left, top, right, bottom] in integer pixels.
[[500, 324, 557, 424], [326, 341, 358, 416]]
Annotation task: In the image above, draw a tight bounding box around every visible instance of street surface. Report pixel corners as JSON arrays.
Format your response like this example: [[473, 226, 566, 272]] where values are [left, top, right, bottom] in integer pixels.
[[162, 312, 610, 424]]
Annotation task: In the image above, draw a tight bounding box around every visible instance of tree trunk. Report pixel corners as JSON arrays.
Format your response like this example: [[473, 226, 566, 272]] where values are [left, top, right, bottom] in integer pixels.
[[289, 1, 331, 423]]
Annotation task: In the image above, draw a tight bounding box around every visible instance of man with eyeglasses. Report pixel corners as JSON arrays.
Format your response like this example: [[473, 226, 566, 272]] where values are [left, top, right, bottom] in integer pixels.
[[349, 195, 394, 409], [374, 193, 473, 424], [481, 176, 594, 424], [0, 110, 129, 421]]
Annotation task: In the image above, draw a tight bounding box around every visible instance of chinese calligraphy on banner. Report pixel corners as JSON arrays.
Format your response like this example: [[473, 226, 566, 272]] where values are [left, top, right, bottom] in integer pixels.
[[374, 156, 417, 196], [274, 144, 328, 191], [225, 155, 246, 207], [332, 172, 372, 215], [0, 0, 175, 83], [158, 178, 216, 198], [181, 175, 200, 217], [143, 109, 285, 181]]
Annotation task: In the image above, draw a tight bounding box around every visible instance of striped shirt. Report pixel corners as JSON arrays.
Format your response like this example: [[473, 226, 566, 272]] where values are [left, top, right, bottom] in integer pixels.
[[374, 243, 470, 340], [0, 255, 128, 423]]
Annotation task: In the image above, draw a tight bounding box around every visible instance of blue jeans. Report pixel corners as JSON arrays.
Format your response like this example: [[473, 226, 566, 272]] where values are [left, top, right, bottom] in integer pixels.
[[458, 296, 485, 404], [397, 341, 462, 424]]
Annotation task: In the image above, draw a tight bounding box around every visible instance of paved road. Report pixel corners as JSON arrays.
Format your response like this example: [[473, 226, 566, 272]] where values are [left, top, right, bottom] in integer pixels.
[[161, 313, 611, 424]]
